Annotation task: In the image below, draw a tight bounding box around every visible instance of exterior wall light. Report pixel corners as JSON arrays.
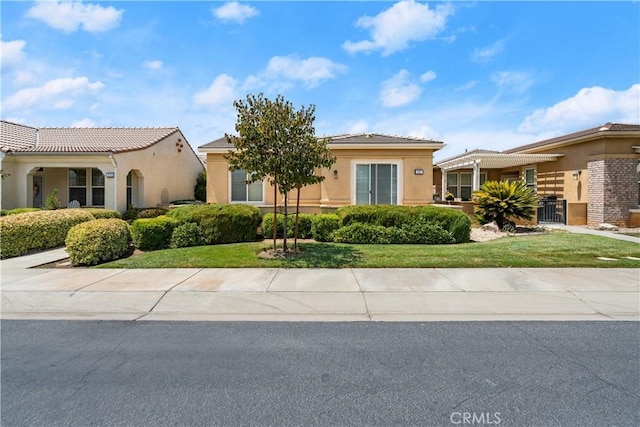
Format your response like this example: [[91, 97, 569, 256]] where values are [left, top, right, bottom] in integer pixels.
[[414, 169, 424, 175], [572, 170, 582, 180], [333, 170, 338, 179]]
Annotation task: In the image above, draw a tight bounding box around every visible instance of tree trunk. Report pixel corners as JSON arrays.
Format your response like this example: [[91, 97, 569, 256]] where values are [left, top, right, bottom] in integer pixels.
[[272, 181, 278, 251], [294, 187, 301, 252], [283, 192, 289, 252]]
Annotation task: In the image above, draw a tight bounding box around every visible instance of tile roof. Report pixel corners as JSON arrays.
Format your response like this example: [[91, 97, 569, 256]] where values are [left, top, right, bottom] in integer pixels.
[[504, 122, 640, 153], [1, 120, 179, 153], [199, 133, 443, 150]]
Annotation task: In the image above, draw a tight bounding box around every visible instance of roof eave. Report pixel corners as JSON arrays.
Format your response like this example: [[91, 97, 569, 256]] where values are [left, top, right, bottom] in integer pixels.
[[506, 130, 640, 154]]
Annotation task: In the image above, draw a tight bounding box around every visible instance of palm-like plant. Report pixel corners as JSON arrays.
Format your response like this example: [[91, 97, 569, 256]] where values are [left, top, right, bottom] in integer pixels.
[[473, 180, 539, 229]]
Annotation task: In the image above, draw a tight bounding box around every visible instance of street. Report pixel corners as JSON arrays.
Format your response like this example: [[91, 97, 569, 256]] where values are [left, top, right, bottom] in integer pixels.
[[1, 321, 638, 426]]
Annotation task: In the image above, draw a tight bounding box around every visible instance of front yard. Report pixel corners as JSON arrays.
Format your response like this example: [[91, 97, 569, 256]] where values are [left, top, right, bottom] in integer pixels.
[[98, 231, 640, 269]]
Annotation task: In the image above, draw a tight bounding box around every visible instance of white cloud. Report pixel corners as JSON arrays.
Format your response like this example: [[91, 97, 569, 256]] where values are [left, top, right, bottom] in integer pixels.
[[244, 55, 347, 90], [491, 71, 534, 95], [26, 1, 123, 33], [519, 84, 640, 133], [454, 80, 478, 91], [143, 60, 163, 70], [420, 70, 437, 83], [380, 69, 423, 108], [343, 0, 453, 56], [3, 77, 104, 110], [212, 2, 259, 24], [192, 74, 238, 107], [71, 118, 97, 127], [472, 39, 505, 62], [1, 39, 26, 69], [346, 120, 369, 134]]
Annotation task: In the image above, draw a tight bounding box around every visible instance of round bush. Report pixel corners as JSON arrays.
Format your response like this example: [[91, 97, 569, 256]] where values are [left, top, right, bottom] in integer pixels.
[[311, 214, 341, 242], [66, 219, 132, 266], [170, 223, 204, 249], [333, 223, 392, 244], [131, 215, 179, 250], [0, 209, 95, 259], [5, 207, 42, 216], [167, 204, 262, 245], [123, 207, 168, 222]]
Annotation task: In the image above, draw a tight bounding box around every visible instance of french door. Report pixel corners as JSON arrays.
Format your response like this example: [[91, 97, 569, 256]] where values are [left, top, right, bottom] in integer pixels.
[[355, 163, 398, 205]]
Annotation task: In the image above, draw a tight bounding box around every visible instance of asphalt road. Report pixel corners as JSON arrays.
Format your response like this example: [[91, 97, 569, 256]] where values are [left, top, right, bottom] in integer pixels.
[[1, 321, 638, 427]]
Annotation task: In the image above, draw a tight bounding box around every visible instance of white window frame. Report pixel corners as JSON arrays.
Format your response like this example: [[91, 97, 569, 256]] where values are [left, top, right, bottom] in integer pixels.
[[229, 170, 265, 204], [351, 159, 403, 205], [523, 166, 536, 192], [447, 171, 487, 200]]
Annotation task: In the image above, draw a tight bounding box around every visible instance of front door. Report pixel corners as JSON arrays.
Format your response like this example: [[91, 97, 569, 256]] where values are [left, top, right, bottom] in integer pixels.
[[355, 163, 398, 205]]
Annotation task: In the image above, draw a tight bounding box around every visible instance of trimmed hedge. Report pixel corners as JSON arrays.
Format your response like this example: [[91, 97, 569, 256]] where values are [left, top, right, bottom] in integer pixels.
[[131, 216, 179, 250], [262, 213, 313, 239], [82, 208, 121, 219], [336, 205, 470, 243], [167, 204, 262, 244], [170, 222, 205, 249], [1, 207, 42, 216], [0, 209, 95, 259], [332, 221, 455, 244], [66, 219, 132, 266], [311, 214, 341, 242], [123, 207, 168, 222]]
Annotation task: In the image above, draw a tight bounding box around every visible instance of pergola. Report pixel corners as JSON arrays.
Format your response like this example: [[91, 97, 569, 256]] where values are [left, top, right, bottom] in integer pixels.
[[437, 151, 563, 193]]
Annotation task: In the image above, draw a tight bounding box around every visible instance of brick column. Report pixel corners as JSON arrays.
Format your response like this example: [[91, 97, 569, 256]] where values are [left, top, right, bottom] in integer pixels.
[[588, 158, 639, 227]]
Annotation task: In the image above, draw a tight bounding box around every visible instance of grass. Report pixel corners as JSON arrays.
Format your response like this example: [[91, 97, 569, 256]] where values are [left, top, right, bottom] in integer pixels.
[[98, 231, 640, 268]]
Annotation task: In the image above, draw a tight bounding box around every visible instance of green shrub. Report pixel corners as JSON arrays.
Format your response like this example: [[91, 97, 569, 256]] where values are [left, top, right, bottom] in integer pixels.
[[0, 210, 6, 216], [4, 207, 42, 215], [44, 189, 60, 210], [0, 209, 95, 259], [396, 221, 455, 244], [262, 213, 314, 239], [194, 170, 207, 202], [167, 204, 262, 244], [473, 180, 539, 229], [83, 208, 121, 219], [66, 219, 132, 266], [336, 205, 470, 243], [170, 222, 204, 249], [311, 214, 341, 242], [131, 215, 179, 250], [333, 223, 392, 244]]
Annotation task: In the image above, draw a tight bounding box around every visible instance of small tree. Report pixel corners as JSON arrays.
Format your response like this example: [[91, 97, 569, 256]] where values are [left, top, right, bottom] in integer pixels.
[[226, 93, 335, 253], [473, 180, 539, 229]]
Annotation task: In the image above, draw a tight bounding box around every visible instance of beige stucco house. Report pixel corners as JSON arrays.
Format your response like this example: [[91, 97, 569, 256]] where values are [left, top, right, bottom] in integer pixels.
[[0, 120, 204, 213], [435, 123, 640, 227], [199, 133, 443, 213]]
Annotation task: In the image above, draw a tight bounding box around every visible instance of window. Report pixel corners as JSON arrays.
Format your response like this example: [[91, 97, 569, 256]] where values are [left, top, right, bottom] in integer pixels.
[[91, 169, 105, 206], [127, 171, 133, 207], [524, 168, 536, 191], [68, 168, 87, 206], [446, 171, 486, 200], [231, 170, 263, 203], [355, 163, 398, 205]]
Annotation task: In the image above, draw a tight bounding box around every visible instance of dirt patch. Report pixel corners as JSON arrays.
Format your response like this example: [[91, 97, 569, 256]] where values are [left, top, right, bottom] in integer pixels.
[[258, 247, 306, 260]]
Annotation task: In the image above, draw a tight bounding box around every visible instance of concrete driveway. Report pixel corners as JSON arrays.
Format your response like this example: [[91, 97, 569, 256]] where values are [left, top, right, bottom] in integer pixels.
[[1, 248, 638, 321]]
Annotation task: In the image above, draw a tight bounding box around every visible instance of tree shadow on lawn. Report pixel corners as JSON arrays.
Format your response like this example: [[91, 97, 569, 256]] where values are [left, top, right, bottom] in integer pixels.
[[279, 243, 363, 268]]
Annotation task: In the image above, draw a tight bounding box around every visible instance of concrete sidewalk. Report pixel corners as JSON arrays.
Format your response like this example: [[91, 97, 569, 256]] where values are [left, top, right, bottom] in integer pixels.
[[1, 248, 638, 322]]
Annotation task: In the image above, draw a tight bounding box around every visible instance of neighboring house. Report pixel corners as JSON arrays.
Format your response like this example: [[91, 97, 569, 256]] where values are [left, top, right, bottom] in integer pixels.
[[435, 123, 640, 227], [199, 133, 444, 212], [0, 120, 204, 213]]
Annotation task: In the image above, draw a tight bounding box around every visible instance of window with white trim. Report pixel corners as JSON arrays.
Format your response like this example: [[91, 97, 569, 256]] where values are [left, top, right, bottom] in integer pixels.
[[91, 169, 105, 206], [524, 168, 536, 192], [68, 168, 87, 206], [231, 170, 263, 203], [68, 168, 105, 207], [447, 171, 487, 200]]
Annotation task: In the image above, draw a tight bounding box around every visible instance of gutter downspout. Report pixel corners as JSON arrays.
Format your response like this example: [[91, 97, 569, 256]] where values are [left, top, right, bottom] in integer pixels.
[[109, 154, 118, 212]]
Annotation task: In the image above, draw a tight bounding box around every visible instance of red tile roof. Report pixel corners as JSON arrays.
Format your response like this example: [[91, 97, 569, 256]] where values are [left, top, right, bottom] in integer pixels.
[[1, 120, 179, 153]]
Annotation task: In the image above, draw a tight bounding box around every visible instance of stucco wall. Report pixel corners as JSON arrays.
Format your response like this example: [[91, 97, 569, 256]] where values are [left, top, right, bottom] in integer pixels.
[[205, 147, 436, 208]]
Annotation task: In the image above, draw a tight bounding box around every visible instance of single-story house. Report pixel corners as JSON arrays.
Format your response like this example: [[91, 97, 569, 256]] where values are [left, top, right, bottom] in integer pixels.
[[198, 133, 444, 212], [434, 123, 640, 227], [0, 120, 204, 213]]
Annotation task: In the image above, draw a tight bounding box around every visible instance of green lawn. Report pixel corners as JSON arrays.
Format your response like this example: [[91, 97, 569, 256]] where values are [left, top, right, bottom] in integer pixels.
[[98, 232, 640, 268]]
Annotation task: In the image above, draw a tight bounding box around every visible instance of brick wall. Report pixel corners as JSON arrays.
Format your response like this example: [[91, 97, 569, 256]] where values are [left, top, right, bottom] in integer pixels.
[[588, 158, 639, 227]]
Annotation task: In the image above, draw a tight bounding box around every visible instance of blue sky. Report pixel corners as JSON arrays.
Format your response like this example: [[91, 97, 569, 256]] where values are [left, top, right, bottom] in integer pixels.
[[1, 1, 639, 159]]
